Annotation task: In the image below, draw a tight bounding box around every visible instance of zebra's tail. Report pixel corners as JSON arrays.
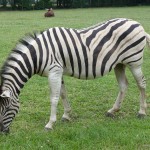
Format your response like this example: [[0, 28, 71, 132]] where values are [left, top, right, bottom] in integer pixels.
[[146, 32, 150, 48]]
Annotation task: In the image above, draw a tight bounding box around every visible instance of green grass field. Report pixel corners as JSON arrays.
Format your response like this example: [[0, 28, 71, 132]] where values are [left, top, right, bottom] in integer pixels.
[[0, 7, 150, 150]]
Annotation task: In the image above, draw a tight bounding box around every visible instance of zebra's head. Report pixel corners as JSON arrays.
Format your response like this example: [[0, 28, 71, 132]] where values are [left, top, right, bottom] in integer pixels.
[[0, 89, 20, 134]]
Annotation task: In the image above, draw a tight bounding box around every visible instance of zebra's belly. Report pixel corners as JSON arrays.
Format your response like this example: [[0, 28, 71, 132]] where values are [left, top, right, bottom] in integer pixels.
[[63, 65, 111, 80]]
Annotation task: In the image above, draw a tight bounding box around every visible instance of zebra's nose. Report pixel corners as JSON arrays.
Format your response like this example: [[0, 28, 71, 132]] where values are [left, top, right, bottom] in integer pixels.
[[0, 123, 4, 132], [0, 115, 4, 133], [0, 115, 10, 134], [0, 120, 4, 132], [0, 122, 9, 134]]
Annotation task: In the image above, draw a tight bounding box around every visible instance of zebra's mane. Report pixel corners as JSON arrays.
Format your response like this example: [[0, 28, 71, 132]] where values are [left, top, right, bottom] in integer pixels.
[[19, 32, 42, 47], [0, 31, 43, 80]]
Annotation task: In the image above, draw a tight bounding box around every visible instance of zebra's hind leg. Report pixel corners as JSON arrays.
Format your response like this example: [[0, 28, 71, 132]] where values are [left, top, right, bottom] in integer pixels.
[[106, 64, 128, 117], [60, 79, 71, 121], [129, 65, 147, 118]]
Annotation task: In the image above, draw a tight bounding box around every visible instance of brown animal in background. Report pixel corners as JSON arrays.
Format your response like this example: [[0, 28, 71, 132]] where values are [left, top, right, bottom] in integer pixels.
[[44, 8, 54, 17]]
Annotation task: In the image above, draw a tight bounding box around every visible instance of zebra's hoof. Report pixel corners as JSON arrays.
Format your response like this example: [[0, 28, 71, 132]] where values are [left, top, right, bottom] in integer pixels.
[[137, 113, 146, 119], [62, 117, 70, 122], [105, 112, 115, 118], [45, 127, 53, 131]]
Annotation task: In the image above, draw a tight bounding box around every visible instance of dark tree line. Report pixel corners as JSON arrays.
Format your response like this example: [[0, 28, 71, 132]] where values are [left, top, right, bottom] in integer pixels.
[[0, 0, 150, 10]]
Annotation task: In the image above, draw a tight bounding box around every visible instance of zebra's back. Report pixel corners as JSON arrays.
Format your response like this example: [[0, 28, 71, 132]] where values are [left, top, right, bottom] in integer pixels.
[[53, 18, 146, 79]]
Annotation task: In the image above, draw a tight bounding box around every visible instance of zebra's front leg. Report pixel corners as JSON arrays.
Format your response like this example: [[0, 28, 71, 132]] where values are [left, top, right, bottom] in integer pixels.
[[61, 79, 71, 121], [45, 68, 63, 130], [106, 64, 128, 117]]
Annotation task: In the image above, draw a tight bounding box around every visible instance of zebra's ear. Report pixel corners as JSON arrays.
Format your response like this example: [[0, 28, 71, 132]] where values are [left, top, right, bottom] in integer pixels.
[[0, 90, 11, 98]]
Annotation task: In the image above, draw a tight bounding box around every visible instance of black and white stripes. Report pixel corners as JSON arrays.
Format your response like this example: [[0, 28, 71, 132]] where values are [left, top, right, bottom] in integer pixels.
[[0, 18, 149, 132]]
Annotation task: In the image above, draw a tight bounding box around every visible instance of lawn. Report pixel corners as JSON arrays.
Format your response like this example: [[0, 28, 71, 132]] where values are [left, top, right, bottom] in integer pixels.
[[0, 6, 150, 150]]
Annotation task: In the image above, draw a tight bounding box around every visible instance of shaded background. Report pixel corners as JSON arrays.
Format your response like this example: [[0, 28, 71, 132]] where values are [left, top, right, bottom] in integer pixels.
[[0, 0, 150, 10]]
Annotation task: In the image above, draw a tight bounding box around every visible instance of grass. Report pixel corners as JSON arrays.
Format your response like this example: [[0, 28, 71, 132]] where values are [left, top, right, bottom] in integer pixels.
[[0, 6, 150, 149]]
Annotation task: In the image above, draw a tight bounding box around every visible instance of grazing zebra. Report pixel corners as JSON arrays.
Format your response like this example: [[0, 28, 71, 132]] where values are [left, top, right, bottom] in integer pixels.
[[0, 18, 150, 133]]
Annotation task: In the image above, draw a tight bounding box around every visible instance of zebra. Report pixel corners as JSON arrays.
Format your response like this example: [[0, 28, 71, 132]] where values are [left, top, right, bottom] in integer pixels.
[[0, 18, 150, 133]]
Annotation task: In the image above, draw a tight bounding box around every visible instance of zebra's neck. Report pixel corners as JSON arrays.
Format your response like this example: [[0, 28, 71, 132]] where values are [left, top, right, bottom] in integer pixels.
[[1, 32, 52, 98]]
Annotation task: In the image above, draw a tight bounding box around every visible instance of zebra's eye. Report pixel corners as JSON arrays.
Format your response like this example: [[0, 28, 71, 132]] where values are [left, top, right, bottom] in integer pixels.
[[5, 104, 10, 110], [0, 98, 11, 114], [0, 101, 2, 108], [4, 99, 11, 110]]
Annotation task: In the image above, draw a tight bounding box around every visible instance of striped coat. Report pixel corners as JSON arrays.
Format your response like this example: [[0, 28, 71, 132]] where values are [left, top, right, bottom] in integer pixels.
[[0, 18, 150, 132]]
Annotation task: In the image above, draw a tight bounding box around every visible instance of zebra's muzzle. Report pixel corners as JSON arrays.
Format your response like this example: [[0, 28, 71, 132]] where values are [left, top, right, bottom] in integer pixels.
[[0, 115, 9, 134], [1, 127, 10, 134], [0, 116, 4, 132]]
